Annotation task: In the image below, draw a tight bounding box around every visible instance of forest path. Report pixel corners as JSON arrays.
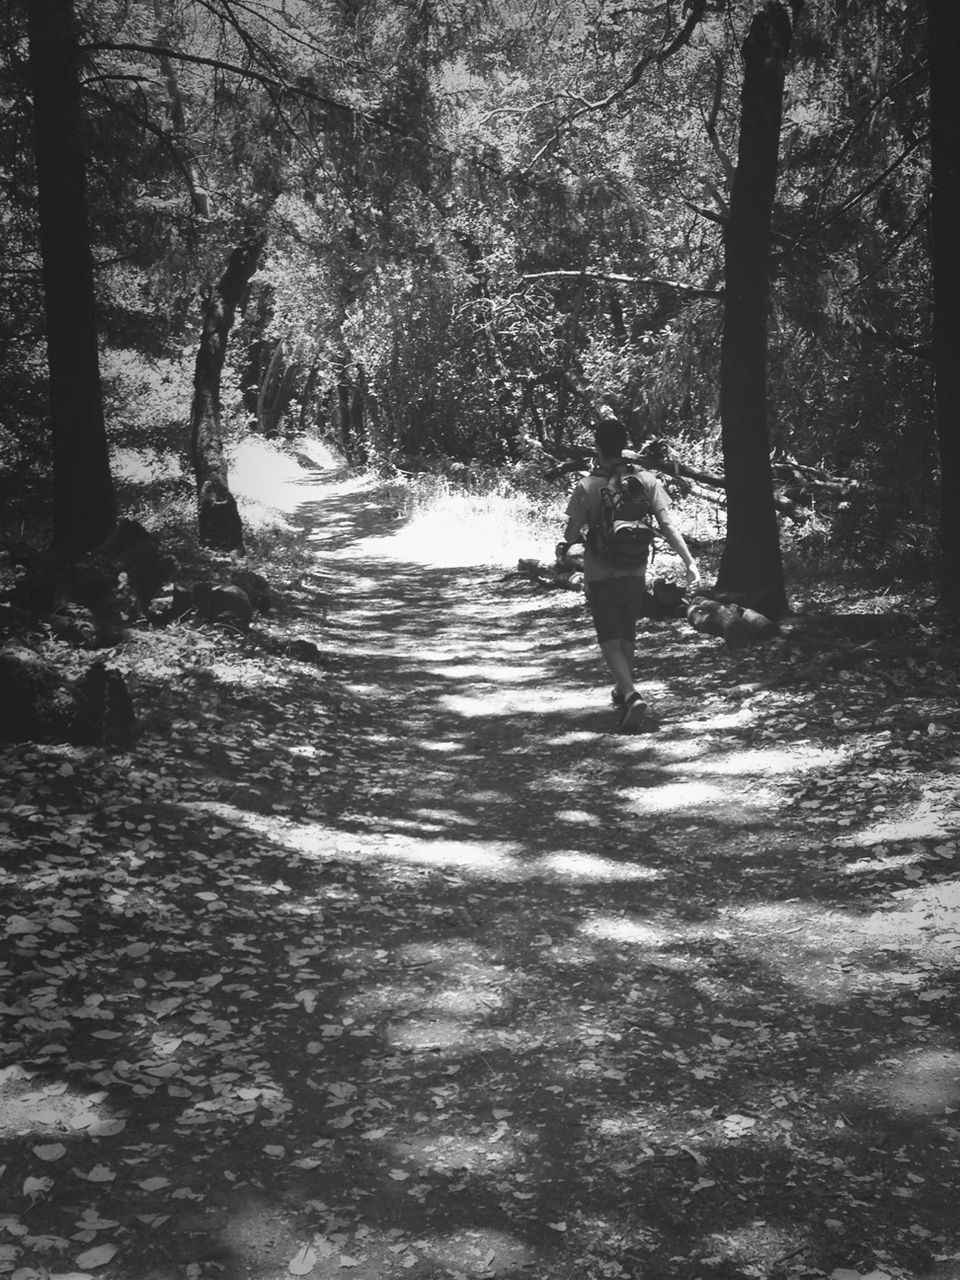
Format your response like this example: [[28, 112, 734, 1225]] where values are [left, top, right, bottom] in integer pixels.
[[2, 459, 959, 1280], [252, 460, 960, 1277]]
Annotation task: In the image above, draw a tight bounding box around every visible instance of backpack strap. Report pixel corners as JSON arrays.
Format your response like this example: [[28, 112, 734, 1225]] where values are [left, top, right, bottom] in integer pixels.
[[591, 460, 631, 480]]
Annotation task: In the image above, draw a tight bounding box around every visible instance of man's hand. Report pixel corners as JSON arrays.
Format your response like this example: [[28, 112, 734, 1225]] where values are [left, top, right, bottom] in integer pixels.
[[685, 563, 702, 590], [555, 541, 570, 563]]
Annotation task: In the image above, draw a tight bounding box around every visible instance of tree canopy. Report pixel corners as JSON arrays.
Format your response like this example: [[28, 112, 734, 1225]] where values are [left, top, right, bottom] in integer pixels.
[[1, 0, 952, 601]]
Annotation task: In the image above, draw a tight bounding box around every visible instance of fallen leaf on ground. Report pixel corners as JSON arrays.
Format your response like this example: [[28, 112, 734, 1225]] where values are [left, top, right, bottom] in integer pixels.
[[74, 1243, 117, 1269], [137, 1176, 170, 1191], [33, 1144, 67, 1161], [288, 1245, 317, 1275]]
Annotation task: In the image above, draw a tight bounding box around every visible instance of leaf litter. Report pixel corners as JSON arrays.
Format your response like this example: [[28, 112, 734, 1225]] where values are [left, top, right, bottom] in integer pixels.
[[2, 471, 960, 1279]]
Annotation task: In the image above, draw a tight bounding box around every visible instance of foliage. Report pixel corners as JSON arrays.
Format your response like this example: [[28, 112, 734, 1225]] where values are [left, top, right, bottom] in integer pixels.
[[0, 0, 946, 579]]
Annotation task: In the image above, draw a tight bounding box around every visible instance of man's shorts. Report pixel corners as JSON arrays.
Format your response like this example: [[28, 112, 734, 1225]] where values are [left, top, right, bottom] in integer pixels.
[[585, 575, 647, 644]]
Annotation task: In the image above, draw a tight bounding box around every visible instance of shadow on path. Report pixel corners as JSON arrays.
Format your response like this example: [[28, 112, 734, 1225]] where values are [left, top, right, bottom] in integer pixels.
[[2, 463, 959, 1280]]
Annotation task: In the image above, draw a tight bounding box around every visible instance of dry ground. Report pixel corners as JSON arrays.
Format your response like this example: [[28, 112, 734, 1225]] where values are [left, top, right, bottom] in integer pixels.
[[2, 460, 960, 1280]]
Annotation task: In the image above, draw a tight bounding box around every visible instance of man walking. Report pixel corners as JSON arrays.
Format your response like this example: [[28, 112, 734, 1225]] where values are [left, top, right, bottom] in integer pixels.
[[557, 420, 701, 730]]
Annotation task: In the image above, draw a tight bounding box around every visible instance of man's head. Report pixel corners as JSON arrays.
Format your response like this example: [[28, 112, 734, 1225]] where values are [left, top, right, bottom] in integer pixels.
[[595, 418, 627, 460]]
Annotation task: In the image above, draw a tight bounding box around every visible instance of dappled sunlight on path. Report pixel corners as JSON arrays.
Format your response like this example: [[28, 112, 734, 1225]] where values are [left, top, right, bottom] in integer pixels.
[[3, 457, 960, 1280], [278, 461, 960, 1011]]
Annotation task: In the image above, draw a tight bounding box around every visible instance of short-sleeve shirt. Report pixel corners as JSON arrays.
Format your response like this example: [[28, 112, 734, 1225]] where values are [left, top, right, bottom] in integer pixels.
[[565, 466, 670, 583]]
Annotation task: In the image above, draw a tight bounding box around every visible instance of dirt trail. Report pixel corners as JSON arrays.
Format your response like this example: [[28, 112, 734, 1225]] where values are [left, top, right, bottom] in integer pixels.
[[2, 463, 960, 1280]]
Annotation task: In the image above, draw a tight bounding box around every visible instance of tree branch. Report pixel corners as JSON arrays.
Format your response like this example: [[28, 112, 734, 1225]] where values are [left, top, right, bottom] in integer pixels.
[[702, 52, 735, 183], [83, 40, 447, 153], [518, 0, 710, 176], [521, 269, 722, 299], [790, 132, 930, 257], [85, 86, 210, 217], [683, 199, 727, 227]]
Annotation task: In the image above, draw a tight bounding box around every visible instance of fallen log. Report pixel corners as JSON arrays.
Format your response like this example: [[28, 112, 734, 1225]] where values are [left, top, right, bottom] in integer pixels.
[[644, 447, 866, 521], [161, 580, 255, 631], [515, 558, 583, 590], [542, 439, 865, 513], [687, 595, 780, 648]]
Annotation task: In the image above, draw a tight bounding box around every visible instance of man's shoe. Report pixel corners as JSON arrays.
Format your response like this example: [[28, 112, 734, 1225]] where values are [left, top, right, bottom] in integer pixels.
[[618, 692, 650, 732], [611, 687, 626, 708]]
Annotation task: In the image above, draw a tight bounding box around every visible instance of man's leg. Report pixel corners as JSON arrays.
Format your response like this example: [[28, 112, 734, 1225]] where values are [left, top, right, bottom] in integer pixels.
[[620, 636, 635, 677], [615, 579, 650, 729], [597, 577, 645, 701], [587, 581, 636, 700], [600, 638, 636, 700], [612, 579, 644, 693]]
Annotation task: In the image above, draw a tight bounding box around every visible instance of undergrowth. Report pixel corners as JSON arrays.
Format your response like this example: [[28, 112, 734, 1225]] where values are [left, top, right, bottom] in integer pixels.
[[0, 422, 937, 606], [380, 469, 563, 569]]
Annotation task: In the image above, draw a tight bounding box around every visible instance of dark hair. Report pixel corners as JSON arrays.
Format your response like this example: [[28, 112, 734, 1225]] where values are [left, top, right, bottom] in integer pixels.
[[595, 419, 627, 458]]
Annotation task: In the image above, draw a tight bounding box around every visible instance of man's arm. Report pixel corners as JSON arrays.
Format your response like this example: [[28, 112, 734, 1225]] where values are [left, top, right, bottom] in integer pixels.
[[643, 476, 700, 586], [557, 488, 587, 559], [561, 514, 583, 547], [654, 507, 701, 587]]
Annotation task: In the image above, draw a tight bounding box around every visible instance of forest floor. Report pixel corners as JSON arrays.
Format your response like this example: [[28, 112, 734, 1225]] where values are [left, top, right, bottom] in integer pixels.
[[2, 457, 960, 1280]]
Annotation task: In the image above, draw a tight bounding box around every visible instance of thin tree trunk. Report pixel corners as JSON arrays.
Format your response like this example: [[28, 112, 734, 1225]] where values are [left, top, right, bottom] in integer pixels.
[[256, 338, 287, 437], [357, 363, 382, 454], [335, 368, 353, 459], [27, 0, 116, 552], [190, 238, 263, 551], [556, 275, 588, 451], [151, 0, 211, 220], [716, 1, 795, 617], [927, 0, 960, 611], [298, 361, 320, 434], [349, 374, 368, 466]]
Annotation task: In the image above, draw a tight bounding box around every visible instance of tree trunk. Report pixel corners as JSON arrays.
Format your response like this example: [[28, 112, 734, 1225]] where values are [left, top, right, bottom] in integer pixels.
[[556, 275, 588, 451], [349, 375, 368, 466], [298, 361, 320, 434], [927, 0, 960, 611], [716, 1, 796, 617], [27, 0, 116, 552], [151, 0, 211, 220], [335, 368, 354, 459], [256, 339, 288, 437], [190, 238, 263, 552]]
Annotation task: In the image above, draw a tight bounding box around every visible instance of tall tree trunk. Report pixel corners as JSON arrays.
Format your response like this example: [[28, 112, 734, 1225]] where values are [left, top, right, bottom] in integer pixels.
[[927, 0, 960, 611], [27, 0, 116, 552], [716, 1, 796, 617], [190, 238, 263, 552]]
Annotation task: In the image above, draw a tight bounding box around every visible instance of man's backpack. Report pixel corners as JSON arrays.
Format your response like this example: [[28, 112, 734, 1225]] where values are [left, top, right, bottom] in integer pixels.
[[593, 463, 655, 569]]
